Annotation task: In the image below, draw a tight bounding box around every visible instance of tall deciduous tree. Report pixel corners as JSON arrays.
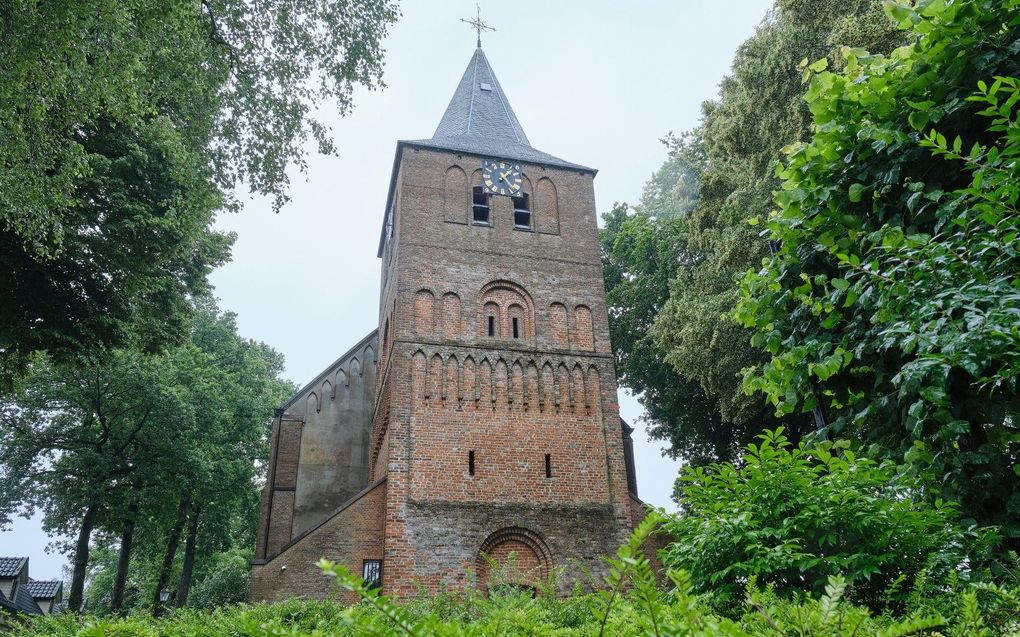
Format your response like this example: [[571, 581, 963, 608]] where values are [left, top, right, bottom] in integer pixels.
[[0, 300, 292, 612], [603, 0, 901, 461], [737, 0, 1020, 539], [0, 0, 398, 376]]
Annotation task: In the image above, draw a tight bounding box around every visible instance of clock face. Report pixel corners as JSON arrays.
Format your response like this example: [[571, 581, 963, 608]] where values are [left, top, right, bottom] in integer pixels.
[[482, 159, 523, 196]]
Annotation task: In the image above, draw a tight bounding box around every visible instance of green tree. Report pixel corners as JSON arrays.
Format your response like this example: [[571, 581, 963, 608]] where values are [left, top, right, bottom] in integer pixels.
[[0, 348, 191, 611], [660, 429, 997, 613], [0, 301, 292, 612], [604, 2, 901, 461], [736, 0, 1020, 539], [0, 0, 397, 375], [602, 142, 748, 463]]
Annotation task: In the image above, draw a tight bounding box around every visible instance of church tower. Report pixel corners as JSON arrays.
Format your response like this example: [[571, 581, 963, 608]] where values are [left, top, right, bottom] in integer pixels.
[[250, 44, 641, 601]]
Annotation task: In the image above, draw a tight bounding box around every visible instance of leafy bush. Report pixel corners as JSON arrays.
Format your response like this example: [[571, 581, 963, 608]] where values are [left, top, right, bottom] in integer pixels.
[[735, 0, 1020, 539], [660, 429, 996, 612], [18, 514, 1017, 636], [189, 549, 253, 610]]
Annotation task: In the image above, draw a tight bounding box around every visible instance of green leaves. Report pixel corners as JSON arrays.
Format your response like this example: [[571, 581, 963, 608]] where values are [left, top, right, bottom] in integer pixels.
[[661, 431, 996, 614], [0, 0, 397, 370], [736, 0, 1020, 538]]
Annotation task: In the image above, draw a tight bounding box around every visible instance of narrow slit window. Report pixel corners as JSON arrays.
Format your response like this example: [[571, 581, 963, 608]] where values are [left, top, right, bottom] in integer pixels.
[[513, 193, 531, 229], [512, 317, 519, 339], [487, 315, 495, 337], [362, 560, 382, 589], [469, 450, 476, 476], [472, 186, 490, 225], [545, 453, 552, 478]]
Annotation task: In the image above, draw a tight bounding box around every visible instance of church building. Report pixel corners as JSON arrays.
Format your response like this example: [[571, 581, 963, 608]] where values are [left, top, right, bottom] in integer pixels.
[[250, 41, 644, 601]]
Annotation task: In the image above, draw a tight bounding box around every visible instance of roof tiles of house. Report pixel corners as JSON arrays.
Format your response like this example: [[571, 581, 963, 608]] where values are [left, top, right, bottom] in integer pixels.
[[26, 579, 61, 599], [401, 46, 593, 173], [0, 557, 25, 578], [13, 586, 42, 614]]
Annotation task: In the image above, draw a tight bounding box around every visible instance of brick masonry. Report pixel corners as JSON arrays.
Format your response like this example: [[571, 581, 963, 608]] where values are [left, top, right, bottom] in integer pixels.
[[251, 141, 642, 601]]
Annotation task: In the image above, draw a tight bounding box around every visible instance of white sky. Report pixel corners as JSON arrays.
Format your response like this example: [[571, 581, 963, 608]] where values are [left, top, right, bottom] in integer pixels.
[[4, 0, 773, 582]]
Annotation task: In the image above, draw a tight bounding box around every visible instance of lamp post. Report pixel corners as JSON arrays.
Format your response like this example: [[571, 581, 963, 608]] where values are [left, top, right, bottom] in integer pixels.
[[155, 588, 170, 617]]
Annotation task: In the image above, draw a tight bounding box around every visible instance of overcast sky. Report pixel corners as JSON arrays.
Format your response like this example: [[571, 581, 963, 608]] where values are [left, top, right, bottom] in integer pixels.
[[4, 0, 774, 581]]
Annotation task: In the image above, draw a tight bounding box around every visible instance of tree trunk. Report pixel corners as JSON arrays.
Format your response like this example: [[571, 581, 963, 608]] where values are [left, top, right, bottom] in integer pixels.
[[152, 497, 189, 617], [68, 497, 100, 613], [175, 505, 202, 608], [111, 499, 139, 614]]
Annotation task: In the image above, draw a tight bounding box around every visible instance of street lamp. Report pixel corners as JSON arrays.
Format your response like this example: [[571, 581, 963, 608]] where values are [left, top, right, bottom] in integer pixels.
[[154, 588, 171, 617]]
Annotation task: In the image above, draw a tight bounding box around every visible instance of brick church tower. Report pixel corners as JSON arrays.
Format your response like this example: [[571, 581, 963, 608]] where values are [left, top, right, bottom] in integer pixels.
[[250, 44, 643, 601]]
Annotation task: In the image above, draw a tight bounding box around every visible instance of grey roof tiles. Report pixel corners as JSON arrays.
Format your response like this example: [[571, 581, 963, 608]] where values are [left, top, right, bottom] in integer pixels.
[[26, 579, 61, 599], [14, 586, 42, 614], [402, 47, 592, 172], [0, 557, 25, 578]]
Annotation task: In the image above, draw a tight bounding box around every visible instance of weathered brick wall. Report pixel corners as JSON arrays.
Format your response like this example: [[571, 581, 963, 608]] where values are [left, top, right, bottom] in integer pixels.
[[250, 479, 386, 603], [254, 333, 378, 560], [391, 500, 623, 596], [374, 146, 633, 598], [254, 139, 637, 601], [265, 416, 302, 555]]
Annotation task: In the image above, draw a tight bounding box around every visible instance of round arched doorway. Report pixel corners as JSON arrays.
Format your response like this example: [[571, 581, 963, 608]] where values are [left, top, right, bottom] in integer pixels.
[[475, 527, 552, 594]]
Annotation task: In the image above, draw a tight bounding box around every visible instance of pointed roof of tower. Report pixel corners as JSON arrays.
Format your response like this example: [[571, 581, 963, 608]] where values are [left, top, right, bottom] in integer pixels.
[[402, 47, 591, 171]]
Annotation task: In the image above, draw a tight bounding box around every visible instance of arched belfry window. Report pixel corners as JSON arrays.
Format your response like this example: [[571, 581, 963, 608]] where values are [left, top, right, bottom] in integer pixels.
[[512, 193, 531, 230], [472, 186, 490, 225], [478, 280, 535, 343]]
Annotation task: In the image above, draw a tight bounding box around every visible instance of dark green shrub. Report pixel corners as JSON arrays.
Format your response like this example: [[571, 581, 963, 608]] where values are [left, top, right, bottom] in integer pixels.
[[660, 429, 997, 612]]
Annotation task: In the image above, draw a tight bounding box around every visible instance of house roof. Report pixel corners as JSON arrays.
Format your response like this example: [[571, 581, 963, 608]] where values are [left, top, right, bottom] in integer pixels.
[[26, 579, 62, 599], [13, 586, 42, 614], [0, 557, 25, 578], [401, 46, 591, 172]]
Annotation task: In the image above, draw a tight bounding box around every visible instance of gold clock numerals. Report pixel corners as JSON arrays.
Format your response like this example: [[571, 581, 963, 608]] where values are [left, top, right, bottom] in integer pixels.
[[482, 159, 524, 197]]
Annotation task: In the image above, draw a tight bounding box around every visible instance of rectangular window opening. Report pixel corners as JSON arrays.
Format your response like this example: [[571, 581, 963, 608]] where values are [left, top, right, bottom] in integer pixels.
[[512, 317, 519, 339], [512, 193, 532, 230], [487, 315, 495, 337], [472, 186, 490, 225], [362, 560, 382, 589], [545, 453, 552, 478], [469, 450, 476, 476]]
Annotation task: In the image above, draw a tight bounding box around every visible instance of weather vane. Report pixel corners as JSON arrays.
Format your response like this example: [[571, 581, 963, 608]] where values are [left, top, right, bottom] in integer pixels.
[[460, 4, 495, 48]]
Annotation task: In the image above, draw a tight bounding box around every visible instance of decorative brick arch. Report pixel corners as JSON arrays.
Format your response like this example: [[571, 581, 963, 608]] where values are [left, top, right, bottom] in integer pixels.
[[476, 526, 552, 591], [478, 280, 535, 343], [443, 165, 469, 223]]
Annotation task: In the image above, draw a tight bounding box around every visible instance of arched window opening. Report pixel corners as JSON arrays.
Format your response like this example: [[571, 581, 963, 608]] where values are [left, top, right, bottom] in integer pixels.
[[512, 193, 531, 230], [444, 166, 469, 224], [472, 186, 491, 225], [483, 301, 500, 338], [507, 304, 525, 340], [478, 280, 535, 343]]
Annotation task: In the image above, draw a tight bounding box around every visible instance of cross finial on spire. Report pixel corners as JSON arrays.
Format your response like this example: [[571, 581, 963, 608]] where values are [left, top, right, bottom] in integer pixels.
[[460, 4, 494, 48]]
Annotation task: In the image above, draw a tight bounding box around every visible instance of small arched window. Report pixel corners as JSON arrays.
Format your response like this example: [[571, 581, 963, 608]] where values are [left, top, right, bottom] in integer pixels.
[[472, 186, 491, 225], [508, 304, 525, 339], [512, 193, 531, 230], [483, 301, 500, 338]]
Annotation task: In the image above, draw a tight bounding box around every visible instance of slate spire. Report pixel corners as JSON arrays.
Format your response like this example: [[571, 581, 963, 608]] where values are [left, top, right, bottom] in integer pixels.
[[432, 47, 530, 147], [402, 47, 590, 171]]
